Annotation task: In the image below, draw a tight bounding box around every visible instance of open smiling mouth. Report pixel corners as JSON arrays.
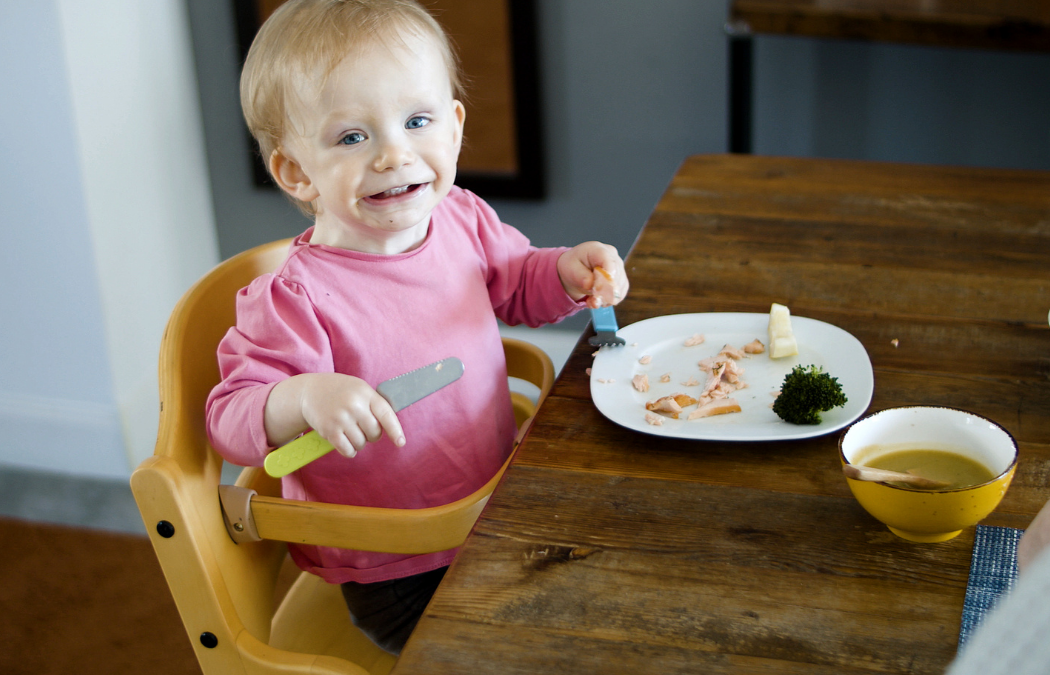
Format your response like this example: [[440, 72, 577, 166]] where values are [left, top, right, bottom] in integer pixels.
[[369, 183, 425, 200]]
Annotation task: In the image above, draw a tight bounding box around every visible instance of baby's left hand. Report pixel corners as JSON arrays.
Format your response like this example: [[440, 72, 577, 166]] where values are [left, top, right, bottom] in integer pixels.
[[557, 242, 629, 309]]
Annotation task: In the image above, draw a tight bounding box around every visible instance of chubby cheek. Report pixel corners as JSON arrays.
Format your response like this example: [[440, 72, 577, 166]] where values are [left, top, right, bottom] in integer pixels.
[[432, 149, 460, 190], [322, 164, 363, 201]]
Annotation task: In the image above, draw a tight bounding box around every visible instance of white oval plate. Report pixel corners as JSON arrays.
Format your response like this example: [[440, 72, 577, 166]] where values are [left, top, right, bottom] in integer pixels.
[[589, 313, 874, 441]]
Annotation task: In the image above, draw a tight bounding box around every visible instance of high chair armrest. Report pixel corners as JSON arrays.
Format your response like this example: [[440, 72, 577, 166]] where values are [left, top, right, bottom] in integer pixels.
[[219, 448, 517, 551], [246, 494, 489, 552]]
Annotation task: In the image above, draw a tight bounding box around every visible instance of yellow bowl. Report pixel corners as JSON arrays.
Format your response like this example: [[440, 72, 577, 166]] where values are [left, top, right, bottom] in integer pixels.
[[839, 406, 1017, 543]]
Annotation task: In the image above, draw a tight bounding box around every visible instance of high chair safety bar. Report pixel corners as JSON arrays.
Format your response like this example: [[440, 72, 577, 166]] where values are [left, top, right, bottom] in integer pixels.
[[219, 438, 518, 548]]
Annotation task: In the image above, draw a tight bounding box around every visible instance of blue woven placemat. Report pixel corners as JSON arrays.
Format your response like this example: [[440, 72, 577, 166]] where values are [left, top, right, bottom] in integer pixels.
[[958, 524, 1023, 646]]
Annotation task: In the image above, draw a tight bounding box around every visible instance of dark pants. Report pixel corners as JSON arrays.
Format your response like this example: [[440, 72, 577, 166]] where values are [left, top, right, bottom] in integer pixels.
[[340, 566, 448, 655]]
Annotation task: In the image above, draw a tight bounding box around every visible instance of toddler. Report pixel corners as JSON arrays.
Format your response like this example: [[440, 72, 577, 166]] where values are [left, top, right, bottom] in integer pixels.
[[206, 0, 628, 654]]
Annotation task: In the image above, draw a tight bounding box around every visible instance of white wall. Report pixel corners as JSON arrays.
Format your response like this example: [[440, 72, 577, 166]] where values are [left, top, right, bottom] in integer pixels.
[[489, 0, 731, 258], [0, 1, 218, 479], [0, 3, 124, 478]]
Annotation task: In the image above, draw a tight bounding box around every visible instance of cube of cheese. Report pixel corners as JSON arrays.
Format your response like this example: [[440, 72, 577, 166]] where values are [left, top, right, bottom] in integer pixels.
[[768, 303, 799, 359]]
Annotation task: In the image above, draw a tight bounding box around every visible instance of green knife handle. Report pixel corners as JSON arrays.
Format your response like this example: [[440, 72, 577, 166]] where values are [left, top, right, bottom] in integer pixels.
[[264, 431, 334, 478]]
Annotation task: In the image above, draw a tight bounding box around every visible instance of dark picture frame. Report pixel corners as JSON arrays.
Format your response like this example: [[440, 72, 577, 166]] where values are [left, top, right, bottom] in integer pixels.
[[232, 0, 545, 199]]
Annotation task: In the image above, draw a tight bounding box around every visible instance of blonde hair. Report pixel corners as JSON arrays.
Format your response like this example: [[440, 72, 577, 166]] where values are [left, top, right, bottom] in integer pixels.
[[240, 0, 462, 205]]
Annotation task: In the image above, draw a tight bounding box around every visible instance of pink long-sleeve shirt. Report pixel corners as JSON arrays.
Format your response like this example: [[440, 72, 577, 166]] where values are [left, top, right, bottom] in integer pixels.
[[206, 187, 584, 583]]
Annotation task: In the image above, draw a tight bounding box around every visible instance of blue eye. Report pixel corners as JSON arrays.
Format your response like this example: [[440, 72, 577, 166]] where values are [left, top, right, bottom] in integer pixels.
[[406, 116, 430, 130], [339, 132, 365, 145]]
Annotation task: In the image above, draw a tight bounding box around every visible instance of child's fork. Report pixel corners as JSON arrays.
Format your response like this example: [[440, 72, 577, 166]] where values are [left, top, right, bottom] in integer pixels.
[[588, 306, 626, 347]]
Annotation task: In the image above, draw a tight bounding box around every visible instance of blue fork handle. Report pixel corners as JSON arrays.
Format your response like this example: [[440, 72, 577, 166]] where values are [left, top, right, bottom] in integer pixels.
[[590, 306, 619, 333]]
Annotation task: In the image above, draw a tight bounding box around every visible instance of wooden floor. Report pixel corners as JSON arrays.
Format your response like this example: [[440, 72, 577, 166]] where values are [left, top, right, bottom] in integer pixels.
[[0, 515, 315, 674], [0, 516, 202, 674]]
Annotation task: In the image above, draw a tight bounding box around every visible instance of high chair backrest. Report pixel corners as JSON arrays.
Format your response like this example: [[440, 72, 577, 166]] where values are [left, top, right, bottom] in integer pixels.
[[131, 239, 554, 674]]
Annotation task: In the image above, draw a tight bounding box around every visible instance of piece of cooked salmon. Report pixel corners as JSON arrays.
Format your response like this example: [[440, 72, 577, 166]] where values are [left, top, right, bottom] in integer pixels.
[[644, 393, 699, 419], [743, 339, 765, 354], [687, 398, 742, 420], [590, 266, 619, 307]]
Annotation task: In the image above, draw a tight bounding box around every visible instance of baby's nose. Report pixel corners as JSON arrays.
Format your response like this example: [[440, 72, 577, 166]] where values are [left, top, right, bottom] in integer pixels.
[[372, 136, 414, 171]]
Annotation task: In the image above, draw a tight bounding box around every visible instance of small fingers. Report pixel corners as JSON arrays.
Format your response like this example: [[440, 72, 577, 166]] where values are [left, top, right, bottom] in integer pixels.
[[590, 259, 628, 307], [597, 250, 629, 304], [612, 270, 629, 304], [324, 418, 401, 459], [356, 412, 386, 444], [324, 398, 403, 459], [314, 407, 370, 458], [298, 374, 407, 459], [326, 428, 360, 459], [372, 396, 406, 447]]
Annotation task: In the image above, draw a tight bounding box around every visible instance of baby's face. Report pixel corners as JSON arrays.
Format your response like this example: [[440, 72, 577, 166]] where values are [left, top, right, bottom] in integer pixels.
[[277, 30, 464, 253]]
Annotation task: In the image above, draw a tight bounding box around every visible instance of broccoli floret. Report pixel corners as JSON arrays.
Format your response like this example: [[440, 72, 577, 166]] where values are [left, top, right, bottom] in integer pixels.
[[772, 365, 847, 425]]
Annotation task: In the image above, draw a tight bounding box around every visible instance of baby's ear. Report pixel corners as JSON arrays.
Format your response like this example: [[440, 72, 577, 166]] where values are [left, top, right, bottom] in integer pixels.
[[269, 148, 319, 203], [452, 100, 466, 154]]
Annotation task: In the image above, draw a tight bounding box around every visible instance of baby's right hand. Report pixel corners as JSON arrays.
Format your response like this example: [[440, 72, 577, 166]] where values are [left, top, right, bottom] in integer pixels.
[[299, 373, 406, 457], [266, 373, 405, 458]]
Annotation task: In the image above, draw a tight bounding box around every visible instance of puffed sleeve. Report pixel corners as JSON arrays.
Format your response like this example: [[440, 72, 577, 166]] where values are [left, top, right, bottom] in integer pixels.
[[205, 274, 334, 466]]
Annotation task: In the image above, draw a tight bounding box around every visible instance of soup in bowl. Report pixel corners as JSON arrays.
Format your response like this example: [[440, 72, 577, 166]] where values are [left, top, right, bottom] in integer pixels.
[[839, 406, 1017, 543]]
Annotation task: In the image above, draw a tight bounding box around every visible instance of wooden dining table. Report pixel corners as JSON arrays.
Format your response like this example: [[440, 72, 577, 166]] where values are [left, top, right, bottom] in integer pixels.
[[392, 154, 1050, 674]]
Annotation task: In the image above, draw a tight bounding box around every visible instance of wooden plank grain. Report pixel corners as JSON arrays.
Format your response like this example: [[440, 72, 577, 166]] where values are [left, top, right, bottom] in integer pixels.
[[473, 468, 970, 585], [404, 470, 971, 674], [622, 210, 1049, 325], [619, 257, 1047, 326], [632, 210, 1050, 285], [400, 618, 892, 675], [517, 395, 856, 497], [394, 156, 1050, 674], [866, 370, 1050, 445], [661, 156, 1050, 223]]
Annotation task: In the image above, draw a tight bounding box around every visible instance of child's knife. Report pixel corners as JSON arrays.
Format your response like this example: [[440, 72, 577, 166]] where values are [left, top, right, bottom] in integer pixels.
[[263, 357, 464, 478]]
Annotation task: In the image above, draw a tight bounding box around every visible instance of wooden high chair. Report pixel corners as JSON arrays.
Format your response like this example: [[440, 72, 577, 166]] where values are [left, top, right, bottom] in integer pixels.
[[130, 239, 555, 674]]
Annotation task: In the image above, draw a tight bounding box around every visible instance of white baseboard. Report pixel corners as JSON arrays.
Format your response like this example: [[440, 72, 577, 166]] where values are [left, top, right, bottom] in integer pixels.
[[0, 391, 130, 480]]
